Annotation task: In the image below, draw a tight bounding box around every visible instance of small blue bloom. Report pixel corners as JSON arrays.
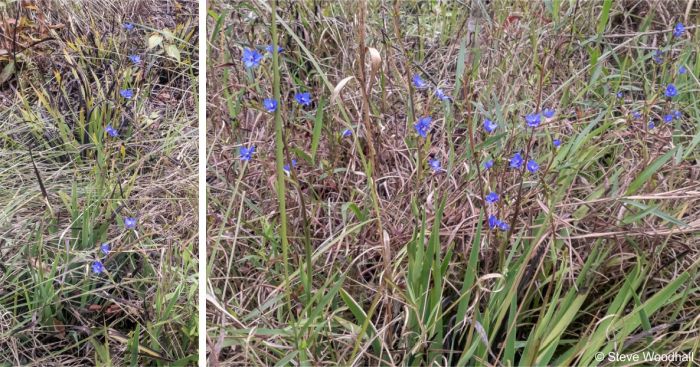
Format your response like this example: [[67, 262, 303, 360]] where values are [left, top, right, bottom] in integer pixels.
[[120, 89, 134, 99], [435, 88, 450, 101], [673, 22, 685, 38], [412, 74, 427, 89], [414, 116, 432, 138], [679, 66, 687, 75], [128, 55, 141, 64], [105, 124, 118, 137], [553, 139, 561, 148], [525, 113, 541, 128], [543, 108, 555, 119], [92, 260, 104, 274], [631, 111, 642, 120], [123, 22, 134, 31], [648, 120, 655, 129], [294, 92, 312, 106], [124, 217, 137, 230], [488, 215, 499, 229], [242, 48, 263, 68], [527, 159, 539, 173], [483, 159, 494, 170], [488, 215, 509, 231], [240, 146, 255, 161], [616, 91, 624, 99], [665, 83, 677, 98], [283, 159, 297, 174], [673, 110, 682, 119], [265, 45, 283, 54], [342, 128, 352, 137], [483, 119, 497, 133], [653, 50, 664, 64], [510, 152, 523, 169], [263, 98, 278, 113], [100, 243, 110, 255], [663, 114, 673, 123], [485, 192, 499, 204], [429, 158, 442, 172]]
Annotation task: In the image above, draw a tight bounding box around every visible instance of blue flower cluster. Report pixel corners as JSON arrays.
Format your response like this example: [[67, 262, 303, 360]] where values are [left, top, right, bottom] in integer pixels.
[[488, 215, 509, 231], [413, 74, 451, 101], [480, 106, 559, 231], [632, 23, 687, 131], [92, 217, 137, 274], [95, 25, 144, 274], [240, 44, 320, 164], [242, 45, 282, 69]]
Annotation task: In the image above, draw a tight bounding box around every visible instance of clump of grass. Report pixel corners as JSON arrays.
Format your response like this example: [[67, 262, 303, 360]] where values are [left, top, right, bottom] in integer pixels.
[[0, 1, 198, 365]]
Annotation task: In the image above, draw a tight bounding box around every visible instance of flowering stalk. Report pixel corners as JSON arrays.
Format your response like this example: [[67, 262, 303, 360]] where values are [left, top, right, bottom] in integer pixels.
[[271, 0, 292, 317]]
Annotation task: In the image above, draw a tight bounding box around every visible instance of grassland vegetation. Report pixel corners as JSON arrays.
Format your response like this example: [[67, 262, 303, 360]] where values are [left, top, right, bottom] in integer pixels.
[[0, 1, 199, 365], [207, 0, 700, 365]]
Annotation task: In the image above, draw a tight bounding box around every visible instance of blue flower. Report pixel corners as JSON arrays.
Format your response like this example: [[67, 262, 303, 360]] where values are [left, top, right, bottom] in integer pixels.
[[673, 22, 685, 38], [648, 120, 655, 129], [553, 139, 561, 148], [631, 111, 642, 119], [488, 215, 509, 231], [120, 89, 134, 99], [414, 116, 432, 138], [616, 91, 624, 99], [105, 124, 118, 137], [488, 215, 499, 229], [240, 146, 255, 161], [663, 114, 673, 123], [525, 113, 541, 128], [679, 66, 687, 75], [412, 74, 427, 89], [485, 192, 499, 204], [123, 22, 134, 31], [665, 83, 677, 98], [92, 260, 104, 274], [673, 110, 682, 119], [128, 55, 141, 64], [294, 92, 312, 106], [483, 159, 494, 170], [265, 45, 283, 54], [263, 98, 278, 113], [283, 159, 297, 174], [653, 50, 664, 64], [435, 88, 450, 101], [526, 159, 539, 173], [342, 128, 352, 137], [242, 48, 263, 69], [429, 158, 442, 172], [124, 217, 137, 230], [483, 119, 497, 133], [100, 243, 111, 255], [543, 108, 555, 118], [510, 152, 523, 169]]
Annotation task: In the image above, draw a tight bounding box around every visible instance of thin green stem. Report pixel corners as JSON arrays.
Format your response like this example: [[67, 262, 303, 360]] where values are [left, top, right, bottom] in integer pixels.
[[270, 0, 292, 318]]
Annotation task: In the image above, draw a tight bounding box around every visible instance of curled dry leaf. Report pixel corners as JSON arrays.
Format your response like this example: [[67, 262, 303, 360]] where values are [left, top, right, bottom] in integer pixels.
[[331, 76, 355, 105], [476, 273, 505, 293], [366, 46, 381, 83]]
